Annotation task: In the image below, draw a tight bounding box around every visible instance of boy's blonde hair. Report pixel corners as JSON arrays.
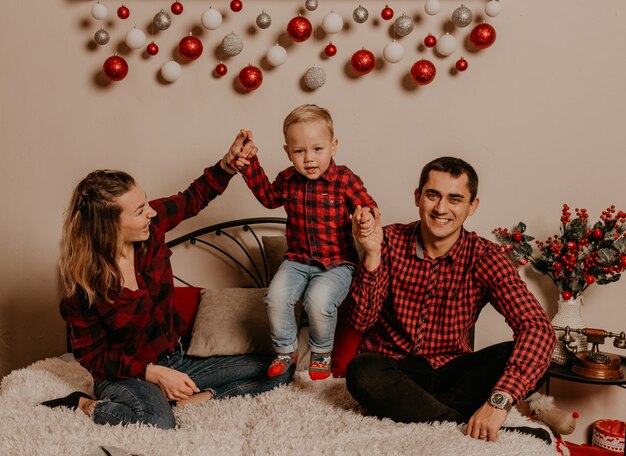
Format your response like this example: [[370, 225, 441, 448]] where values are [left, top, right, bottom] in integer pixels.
[[283, 104, 334, 139]]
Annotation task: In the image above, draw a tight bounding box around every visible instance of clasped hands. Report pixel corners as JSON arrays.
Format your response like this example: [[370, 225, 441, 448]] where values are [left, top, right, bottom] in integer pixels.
[[221, 129, 258, 174]]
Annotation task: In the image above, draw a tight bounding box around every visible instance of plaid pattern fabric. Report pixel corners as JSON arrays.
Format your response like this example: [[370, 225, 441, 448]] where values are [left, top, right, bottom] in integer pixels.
[[61, 163, 234, 381], [241, 156, 377, 268], [348, 221, 556, 402]]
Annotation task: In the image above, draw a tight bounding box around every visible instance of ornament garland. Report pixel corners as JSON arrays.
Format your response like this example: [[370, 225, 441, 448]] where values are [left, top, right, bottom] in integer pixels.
[[89, 1, 502, 87]]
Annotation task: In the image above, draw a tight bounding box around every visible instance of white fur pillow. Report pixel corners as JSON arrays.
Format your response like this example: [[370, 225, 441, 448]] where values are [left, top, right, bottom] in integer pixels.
[[187, 288, 273, 356]]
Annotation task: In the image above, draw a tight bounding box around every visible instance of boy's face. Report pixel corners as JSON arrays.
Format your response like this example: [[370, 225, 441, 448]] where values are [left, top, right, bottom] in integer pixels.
[[284, 119, 337, 180]]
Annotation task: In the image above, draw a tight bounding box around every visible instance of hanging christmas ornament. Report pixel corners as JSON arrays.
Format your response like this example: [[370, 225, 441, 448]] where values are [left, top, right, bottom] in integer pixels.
[[322, 11, 344, 35], [171, 2, 183, 15], [266, 44, 288, 66], [239, 65, 263, 91], [222, 32, 244, 56], [351, 49, 375, 75], [305, 0, 318, 12], [470, 23, 496, 49], [410, 59, 436, 85], [117, 5, 130, 20], [324, 42, 337, 57], [423, 34, 437, 48], [304, 65, 326, 90], [353, 5, 369, 24], [256, 11, 272, 29], [230, 0, 243, 12], [381, 6, 394, 21], [424, 0, 441, 16], [485, 0, 502, 17], [178, 34, 203, 61], [146, 41, 159, 56], [201, 8, 222, 30], [94, 28, 110, 45], [153, 10, 172, 31], [215, 62, 228, 77], [102, 55, 128, 81], [451, 5, 473, 28], [436, 33, 457, 56], [383, 40, 404, 63], [125, 27, 146, 50], [287, 16, 313, 42], [455, 57, 468, 71], [91, 2, 108, 20], [393, 14, 414, 37], [161, 60, 182, 82]]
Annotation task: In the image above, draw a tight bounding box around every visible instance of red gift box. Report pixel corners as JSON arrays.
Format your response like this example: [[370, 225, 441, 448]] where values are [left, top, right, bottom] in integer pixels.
[[592, 419, 625, 453]]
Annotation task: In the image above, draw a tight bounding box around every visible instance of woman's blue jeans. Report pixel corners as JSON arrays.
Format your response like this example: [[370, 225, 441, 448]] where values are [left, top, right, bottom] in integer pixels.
[[92, 344, 294, 429], [265, 260, 354, 355]]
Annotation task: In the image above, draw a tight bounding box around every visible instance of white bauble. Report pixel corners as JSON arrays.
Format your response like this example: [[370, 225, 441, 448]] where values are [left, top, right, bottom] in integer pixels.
[[424, 0, 441, 16], [91, 2, 108, 20], [125, 27, 146, 50], [161, 61, 182, 82], [383, 41, 404, 63], [436, 33, 457, 56], [322, 12, 344, 34], [266, 44, 288, 67], [485, 0, 502, 17], [201, 8, 223, 30]]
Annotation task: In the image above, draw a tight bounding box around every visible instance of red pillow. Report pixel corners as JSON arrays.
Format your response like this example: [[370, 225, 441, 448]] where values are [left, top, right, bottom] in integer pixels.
[[331, 301, 364, 378], [174, 286, 202, 342]]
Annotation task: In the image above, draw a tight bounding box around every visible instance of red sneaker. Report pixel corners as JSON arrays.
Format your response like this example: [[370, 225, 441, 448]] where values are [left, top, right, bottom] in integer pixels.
[[268, 353, 297, 377], [309, 353, 331, 380]]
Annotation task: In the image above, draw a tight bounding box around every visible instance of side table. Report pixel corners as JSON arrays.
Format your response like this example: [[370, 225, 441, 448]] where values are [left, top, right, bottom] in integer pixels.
[[545, 356, 626, 395]]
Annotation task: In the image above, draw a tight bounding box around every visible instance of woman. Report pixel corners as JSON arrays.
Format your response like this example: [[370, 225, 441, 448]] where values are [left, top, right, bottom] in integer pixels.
[[42, 130, 294, 429]]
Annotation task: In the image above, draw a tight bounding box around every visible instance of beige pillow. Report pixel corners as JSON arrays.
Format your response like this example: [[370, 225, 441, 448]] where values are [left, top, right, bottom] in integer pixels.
[[187, 288, 273, 356]]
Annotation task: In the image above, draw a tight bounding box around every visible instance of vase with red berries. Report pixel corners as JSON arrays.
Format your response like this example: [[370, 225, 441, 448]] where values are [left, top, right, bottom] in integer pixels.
[[494, 204, 626, 364]]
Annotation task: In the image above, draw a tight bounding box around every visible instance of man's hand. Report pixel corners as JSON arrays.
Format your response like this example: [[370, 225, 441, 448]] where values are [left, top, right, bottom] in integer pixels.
[[145, 364, 200, 401], [465, 400, 509, 442], [352, 205, 383, 271], [234, 133, 258, 170], [221, 129, 253, 173]]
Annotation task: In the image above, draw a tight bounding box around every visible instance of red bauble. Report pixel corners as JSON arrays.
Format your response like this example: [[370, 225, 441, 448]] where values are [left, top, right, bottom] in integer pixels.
[[593, 228, 603, 239], [351, 49, 375, 75], [215, 63, 228, 77], [512, 232, 522, 242], [410, 60, 436, 85], [171, 2, 183, 15], [287, 16, 312, 42], [230, 0, 243, 12], [561, 291, 573, 301], [470, 23, 497, 49], [102, 55, 128, 81], [381, 6, 394, 20], [620, 255, 626, 267], [424, 34, 437, 48], [455, 58, 468, 72], [117, 5, 130, 19], [146, 42, 159, 56], [324, 43, 337, 57], [238, 65, 263, 91], [178, 35, 203, 61]]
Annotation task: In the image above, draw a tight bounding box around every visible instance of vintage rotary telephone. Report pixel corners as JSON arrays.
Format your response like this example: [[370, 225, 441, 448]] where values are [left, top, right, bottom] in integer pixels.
[[554, 326, 626, 380]]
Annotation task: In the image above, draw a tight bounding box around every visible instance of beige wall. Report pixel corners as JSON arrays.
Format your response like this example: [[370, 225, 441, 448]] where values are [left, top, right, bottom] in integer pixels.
[[1, 0, 624, 444]]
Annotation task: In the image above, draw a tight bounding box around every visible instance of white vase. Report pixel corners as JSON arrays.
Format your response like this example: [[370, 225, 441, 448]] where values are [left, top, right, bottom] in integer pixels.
[[551, 295, 588, 365]]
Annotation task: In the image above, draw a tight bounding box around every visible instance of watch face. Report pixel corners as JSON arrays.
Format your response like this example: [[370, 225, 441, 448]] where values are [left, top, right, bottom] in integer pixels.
[[491, 393, 505, 406]]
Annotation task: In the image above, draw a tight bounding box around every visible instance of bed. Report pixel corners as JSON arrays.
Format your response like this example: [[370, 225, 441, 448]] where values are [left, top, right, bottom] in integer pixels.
[[0, 218, 561, 456]]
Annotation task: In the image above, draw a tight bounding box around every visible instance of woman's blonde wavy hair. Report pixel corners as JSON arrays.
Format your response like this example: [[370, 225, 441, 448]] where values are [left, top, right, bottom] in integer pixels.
[[59, 170, 136, 305]]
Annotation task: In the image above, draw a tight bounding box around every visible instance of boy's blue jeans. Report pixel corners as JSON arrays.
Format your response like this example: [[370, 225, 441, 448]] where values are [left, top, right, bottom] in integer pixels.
[[92, 344, 294, 429], [266, 260, 355, 355]]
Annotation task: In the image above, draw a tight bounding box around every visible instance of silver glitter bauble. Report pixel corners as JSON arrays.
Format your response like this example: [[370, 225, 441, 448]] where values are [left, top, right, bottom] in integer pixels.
[[304, 65, 326, 90], [305, 0, 318, 12], [393, 14, 414, 37], [94, 28, 110, 45], [222, 32, 243, 56], [451, 5, 473, 28], [256, 11, 272, 29], [153, 10, 172, 31], [353, 5, 369, 23]]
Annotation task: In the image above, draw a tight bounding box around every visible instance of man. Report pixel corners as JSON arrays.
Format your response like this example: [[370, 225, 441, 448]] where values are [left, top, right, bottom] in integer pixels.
[[347, 156, 555, 443]]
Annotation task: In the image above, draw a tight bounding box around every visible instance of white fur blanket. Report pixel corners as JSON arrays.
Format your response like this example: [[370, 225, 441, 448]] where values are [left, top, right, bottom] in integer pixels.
[[0, 357, 561, 456]]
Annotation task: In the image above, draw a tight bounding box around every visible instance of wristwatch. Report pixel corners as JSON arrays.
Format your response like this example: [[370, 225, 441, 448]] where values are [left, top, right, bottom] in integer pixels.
[[488, 391, 512, 412]]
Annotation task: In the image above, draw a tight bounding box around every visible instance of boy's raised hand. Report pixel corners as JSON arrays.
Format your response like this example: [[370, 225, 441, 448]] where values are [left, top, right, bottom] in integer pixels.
[[235, 130, 258, 170]]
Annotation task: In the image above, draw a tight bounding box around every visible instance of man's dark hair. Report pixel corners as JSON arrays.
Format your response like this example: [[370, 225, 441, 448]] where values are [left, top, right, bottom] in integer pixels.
[[418, 157, 479, 202]]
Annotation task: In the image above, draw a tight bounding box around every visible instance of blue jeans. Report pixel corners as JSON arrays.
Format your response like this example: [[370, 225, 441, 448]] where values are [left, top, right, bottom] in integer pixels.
[[266, 260, 354, 354], [92, 344, 294, 429]]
